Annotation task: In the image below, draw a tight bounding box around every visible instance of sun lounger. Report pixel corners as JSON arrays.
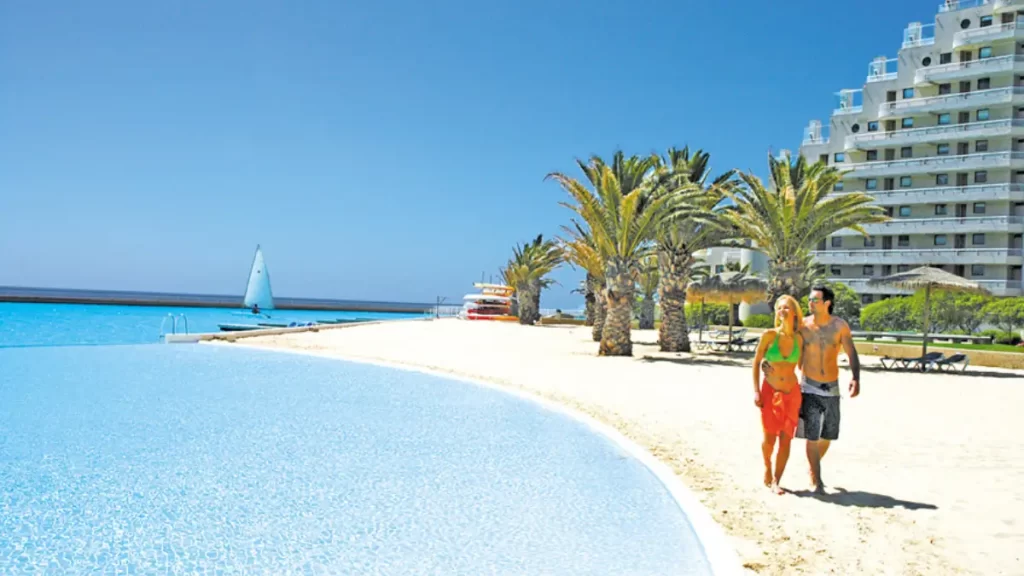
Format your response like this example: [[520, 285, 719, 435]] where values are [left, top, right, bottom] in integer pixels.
[[879, 351, 944, 371], [929, 353, 970, 372]]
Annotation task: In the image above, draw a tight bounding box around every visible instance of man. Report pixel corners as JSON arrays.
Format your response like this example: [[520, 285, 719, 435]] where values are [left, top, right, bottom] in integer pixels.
[[795, 285, 860, 494]]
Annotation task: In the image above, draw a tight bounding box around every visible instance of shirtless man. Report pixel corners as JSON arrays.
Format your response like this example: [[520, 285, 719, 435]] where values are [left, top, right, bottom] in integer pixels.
[[795, 285, 860, 493]]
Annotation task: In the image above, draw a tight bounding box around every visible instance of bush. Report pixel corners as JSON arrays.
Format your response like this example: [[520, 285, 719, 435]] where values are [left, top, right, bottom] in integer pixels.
[[995, 332, 1022, 345], [802, 282, 861, 328], [685, 302, 731, 328], [860, 297, 916, 332], [743, 314, 774, 328]]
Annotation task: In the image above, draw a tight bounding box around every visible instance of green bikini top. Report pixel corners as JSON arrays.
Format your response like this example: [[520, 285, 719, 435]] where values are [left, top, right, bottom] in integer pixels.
[[764, 333, 800, 364]]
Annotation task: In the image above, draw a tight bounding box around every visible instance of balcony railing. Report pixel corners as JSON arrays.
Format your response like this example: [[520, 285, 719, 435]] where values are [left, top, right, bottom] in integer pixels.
[[995, 0, 1024, 9], [940, 0, 993, 12], [831, 277, 1023, 295], [812, 247, 1023, 265], [848, 119, 1024, 148], [835, 215, 1024, 236], [954, 22, 1022, 47], [842, 151, 1024, 177], [842, 183, 1024, 205], [915, 55, 1024, 84], [878, 86, 1024, 117]]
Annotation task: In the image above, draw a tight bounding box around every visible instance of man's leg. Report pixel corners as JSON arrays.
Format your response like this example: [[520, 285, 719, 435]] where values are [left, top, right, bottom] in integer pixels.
[[761, 431, 777, 487], [772, 432, 792, 494], [806, 439, 827, 494]]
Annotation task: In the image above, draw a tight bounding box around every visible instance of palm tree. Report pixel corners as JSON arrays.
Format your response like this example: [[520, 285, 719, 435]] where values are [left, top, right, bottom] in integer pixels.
[[548, 153, 666, 356], [502, 234, 562, 325], [726, 151, 889, 301], [560, 222, 606, 340], [649, 146, 737, 352], [636, 255, 659, 330]]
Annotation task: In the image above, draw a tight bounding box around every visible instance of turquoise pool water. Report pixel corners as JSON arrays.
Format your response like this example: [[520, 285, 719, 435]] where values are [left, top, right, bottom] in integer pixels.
[[0, 304, 713, 574]]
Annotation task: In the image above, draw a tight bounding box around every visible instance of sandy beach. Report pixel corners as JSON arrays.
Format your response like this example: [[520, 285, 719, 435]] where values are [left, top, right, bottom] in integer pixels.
[[231, 319, 1024, 575]]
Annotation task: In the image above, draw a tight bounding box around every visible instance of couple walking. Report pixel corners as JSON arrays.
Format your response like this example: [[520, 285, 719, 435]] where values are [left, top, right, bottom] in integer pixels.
[[752, 286, 861, 495]]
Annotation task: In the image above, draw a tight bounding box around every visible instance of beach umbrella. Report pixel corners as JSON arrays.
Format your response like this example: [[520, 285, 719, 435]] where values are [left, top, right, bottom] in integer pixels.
[[687, 271, 769, 351], [866, 266, 989, 356]]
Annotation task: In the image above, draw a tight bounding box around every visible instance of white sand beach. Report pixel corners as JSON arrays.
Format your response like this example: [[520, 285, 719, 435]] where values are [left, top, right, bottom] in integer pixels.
[[232, 319, 1024, 576]]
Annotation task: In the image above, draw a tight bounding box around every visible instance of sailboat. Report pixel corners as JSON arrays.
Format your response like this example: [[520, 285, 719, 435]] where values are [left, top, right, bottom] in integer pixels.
[[242, 245, 274, 316]]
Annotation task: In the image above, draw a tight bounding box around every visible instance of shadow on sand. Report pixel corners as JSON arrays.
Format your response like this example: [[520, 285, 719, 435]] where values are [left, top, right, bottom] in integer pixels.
[[788, 486, 937, 511], [638, 354, 751, 368]]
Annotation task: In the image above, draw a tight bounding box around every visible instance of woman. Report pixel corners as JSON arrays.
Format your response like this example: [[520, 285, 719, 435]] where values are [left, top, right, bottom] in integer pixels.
[[752, 294, 804, 494]]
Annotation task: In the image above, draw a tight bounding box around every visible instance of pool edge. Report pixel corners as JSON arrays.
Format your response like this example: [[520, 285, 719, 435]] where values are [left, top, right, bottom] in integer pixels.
[[221, 342, 746, 576]]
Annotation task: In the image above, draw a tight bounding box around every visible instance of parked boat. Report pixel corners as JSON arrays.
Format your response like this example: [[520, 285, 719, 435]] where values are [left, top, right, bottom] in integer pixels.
[[241, 245, 274, 316], [460, 283, 517, 321]]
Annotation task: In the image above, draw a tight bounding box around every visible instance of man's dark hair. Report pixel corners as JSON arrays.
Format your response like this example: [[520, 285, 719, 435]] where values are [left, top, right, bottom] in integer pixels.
[[811, 285, 835, 315]]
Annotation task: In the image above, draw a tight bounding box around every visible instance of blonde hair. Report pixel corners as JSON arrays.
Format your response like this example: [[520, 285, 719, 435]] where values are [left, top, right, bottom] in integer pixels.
[[774, 295, 802, 335]]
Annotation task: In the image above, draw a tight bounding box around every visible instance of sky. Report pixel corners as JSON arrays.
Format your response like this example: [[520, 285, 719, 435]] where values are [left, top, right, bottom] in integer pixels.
[[0, 0, 940, 309]]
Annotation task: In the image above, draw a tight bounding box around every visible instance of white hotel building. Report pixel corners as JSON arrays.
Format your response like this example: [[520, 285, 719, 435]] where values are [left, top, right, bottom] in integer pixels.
[[800, 0, 1024, 303]]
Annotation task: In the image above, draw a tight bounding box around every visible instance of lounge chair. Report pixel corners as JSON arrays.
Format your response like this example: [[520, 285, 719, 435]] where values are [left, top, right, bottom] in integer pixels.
[[880, 351, 944, 371], [929, 353, 970, 372]]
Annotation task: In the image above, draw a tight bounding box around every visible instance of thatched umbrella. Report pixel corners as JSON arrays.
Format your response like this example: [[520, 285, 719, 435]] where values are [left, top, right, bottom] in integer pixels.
[[687, 271, 769, 351], [867, 266, 989, 356]]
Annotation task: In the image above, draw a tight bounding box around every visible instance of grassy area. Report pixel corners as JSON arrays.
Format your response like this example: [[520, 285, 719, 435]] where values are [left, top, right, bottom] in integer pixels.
[[855, 339, 1024, 354]]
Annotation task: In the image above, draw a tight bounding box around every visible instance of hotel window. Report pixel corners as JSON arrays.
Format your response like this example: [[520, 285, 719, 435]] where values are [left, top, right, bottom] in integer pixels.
[[976, 139, 989, 152], [935, 204, 948, 215], [959, 111, 970, 124], [862, 265, 875, 276], [934, 234, 948, 246], [898, 235, 910, 247], [937, 143, 950, 155], [900, 176, 913, 187], [936, 173, 949, 185], [981, 15, 993, 27], [898, 264, 911, 272], [885, 206, 895, 217], [978, 77, 991, 90], [715, 265, 724, 273], [973, 233, 986, 245], [866, 178, 878, 190], [902, 118, 914, 128], [974, 202, 987, 213], [938, 113, 951, 125], [900, 146, 913, 158], [940, 52, 952, 64], [980, 46, 993, 59], [978, 108, 990, 121], [830, 266, 842, 276], [834, 152, 845, 162], [960, 80, 972, 93], [975, 171, 988, 183], [819, 154, 828, 164], [864, 236, 876, 247], [831, 236, 843, 248], [833, 181, 844, 191], [861, 294, 873, 304], [867, 150, 878, 161], [972, 264, 985, 276], [903, 88, 914, 99], [867, 121, 879, 132], [899, 205, 912, 217], [939, 83, 952, 95], [883, 177, 895, 191]]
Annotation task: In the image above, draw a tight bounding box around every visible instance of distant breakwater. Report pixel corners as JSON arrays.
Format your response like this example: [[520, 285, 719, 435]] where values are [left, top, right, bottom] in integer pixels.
[[0, 286, 435, 314]]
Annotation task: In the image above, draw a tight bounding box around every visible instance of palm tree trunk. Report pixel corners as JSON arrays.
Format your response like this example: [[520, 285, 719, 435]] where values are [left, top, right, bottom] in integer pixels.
[[529, 279, 543, 324], [639, 295, 655, 330], [592, 288, 606, 341], [584, 273, 596, 327], [600, 267, 634, 356], [517, 285, 537, 325], [657, 248, 691, 352]]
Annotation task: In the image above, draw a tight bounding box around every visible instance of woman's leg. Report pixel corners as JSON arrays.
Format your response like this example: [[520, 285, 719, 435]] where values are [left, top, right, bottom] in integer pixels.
[[772, 432, 793, 494], [761, 431, 777, 487]]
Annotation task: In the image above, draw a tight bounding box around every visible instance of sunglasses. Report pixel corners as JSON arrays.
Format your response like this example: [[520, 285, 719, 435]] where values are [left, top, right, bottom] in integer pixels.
[[808, 297, 822, 302]]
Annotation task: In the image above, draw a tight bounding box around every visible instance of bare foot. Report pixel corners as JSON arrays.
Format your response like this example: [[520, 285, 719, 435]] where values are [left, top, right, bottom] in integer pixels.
[[770, 481, 784, 495], [813, 481, 826, 495], [764, 469, 773, 487]]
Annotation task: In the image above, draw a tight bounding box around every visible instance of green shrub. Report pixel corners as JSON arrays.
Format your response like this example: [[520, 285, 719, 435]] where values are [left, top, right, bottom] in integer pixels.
[[860, 297, 916, 332], [743, 314, 774, 328], [995, 332, 1022, 345], [685, 302, 730, 328]]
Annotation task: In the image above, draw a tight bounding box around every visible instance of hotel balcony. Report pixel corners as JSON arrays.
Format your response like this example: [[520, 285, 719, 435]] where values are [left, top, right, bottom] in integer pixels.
[[914, 55, 1024, 85], [953, 22, 1024, 48], [940, 0, 997, 13], [833, 215, 1024, 236], [833, 277, 1023, 296], [995, 0, 1024, 12], [812, 247, 1024, 265], [847, 183, 1024, 205], [877, 87, 1024, 119], [841, 151, 1024, 178], [847, 119, 1024, 149]]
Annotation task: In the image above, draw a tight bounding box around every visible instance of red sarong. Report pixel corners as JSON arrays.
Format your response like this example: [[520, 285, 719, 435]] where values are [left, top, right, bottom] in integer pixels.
[[760, 380, 802, 437]]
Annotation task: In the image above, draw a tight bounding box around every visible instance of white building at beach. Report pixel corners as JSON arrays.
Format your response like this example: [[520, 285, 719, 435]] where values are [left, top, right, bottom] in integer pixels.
[[799, 0, 1024, 304]]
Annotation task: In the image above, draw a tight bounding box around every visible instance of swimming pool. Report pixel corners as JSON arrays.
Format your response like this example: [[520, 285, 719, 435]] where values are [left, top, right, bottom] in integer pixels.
[[0, 304, 717, 574]]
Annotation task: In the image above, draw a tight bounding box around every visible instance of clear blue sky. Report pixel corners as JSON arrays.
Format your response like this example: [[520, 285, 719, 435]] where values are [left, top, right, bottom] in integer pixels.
[[1, 0, 938, 308]]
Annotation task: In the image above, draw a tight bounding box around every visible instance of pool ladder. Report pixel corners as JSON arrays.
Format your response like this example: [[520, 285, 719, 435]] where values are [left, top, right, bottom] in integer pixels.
[[159, 313, 189, 339]]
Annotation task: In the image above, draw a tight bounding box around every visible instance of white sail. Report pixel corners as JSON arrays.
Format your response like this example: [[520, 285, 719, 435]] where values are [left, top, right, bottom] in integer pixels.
[[242, 245, 274, 310]]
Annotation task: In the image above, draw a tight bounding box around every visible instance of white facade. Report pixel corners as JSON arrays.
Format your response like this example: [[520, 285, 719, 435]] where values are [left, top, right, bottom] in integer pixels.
[[799, 0, 1024, 304]]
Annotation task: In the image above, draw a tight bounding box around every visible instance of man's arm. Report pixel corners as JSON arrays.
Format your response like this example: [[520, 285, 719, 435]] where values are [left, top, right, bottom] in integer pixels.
[[838, 320, 860, 397]]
